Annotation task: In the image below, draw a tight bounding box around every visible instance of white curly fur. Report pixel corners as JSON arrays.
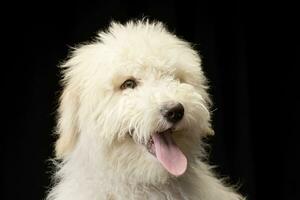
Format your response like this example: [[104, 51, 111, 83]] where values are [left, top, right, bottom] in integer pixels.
[[46, 20, 245, 200]]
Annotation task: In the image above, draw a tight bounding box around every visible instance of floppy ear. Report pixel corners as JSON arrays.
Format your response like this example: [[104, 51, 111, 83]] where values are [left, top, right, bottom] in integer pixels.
[[54, 43, 101, 158], [199, 84, 215, 137], [55, 84, 79, 159], [204, 102, 215, 137], [204, 126, 215, 136]]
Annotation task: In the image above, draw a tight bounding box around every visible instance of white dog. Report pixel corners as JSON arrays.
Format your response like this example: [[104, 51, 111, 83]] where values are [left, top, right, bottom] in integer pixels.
[[46, 20, 244, 200]]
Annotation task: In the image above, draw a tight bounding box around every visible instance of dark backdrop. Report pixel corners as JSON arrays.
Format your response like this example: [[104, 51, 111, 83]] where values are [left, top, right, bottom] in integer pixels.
[[2, 1, 299, 200]]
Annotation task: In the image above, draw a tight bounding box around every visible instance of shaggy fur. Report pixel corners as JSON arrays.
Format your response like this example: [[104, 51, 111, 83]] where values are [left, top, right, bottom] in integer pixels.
[[46, 20, 245, 200]]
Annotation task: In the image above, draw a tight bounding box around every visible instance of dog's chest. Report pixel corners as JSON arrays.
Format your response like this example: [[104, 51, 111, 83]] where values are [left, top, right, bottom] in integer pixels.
[[106, 182, 189, 200]]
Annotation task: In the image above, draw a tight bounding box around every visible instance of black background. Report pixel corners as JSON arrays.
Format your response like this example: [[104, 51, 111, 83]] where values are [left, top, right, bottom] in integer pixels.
[[2, 1, 299, 200]]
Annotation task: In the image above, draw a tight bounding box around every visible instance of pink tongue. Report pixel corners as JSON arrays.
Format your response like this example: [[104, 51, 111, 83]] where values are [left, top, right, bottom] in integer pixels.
[[152, 131, 187, 176]]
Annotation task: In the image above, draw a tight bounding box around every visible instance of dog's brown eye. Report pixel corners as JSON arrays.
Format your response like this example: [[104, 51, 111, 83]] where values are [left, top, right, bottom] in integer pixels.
[[120, 79, 137, 90]]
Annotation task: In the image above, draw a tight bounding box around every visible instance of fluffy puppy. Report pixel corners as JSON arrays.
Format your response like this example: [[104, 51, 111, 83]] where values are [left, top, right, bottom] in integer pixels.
[[47, 20, 244, 200]]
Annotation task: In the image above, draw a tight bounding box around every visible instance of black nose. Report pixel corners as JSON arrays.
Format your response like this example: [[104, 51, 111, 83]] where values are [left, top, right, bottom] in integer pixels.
[[161, 102, 184, 123]]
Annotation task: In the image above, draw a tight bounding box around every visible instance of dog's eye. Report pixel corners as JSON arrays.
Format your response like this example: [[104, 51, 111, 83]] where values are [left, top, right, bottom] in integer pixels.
[[120, 79, 137, 90]]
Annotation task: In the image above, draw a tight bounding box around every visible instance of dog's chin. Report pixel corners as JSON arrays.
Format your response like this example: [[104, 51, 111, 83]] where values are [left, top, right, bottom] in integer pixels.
[[116, 127, 188, 184], [107, 138, 171, 185], [139, 152, 172, 185]]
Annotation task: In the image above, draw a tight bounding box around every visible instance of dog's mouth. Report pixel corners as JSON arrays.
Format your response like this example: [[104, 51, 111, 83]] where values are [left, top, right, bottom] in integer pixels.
[[145, 128, 187, 176]]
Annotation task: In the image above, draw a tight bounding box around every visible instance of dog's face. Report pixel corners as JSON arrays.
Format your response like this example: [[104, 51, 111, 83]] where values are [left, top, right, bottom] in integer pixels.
[[55, 21, 213, 184]]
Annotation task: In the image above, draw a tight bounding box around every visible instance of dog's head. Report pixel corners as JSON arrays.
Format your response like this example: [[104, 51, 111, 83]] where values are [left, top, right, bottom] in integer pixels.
[[55, 20, 214, 184]]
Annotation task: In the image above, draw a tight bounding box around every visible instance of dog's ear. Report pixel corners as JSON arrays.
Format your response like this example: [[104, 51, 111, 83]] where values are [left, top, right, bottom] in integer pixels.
[[200, 87, 215, 137], [55, 83, 79, 159], [204, 126, 215, 136], [54, 44, 101, 158]]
